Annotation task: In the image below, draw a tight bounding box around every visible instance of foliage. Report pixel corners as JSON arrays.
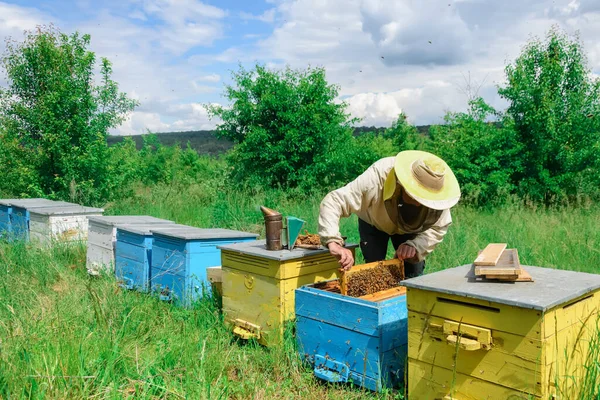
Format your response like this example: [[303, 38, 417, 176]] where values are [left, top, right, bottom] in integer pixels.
[[206, 64, 361, 190], [0, 25, 137, 205], [383, 113, 430, 150], [498, 26, 600, 204], [428, 98, 523, 205]]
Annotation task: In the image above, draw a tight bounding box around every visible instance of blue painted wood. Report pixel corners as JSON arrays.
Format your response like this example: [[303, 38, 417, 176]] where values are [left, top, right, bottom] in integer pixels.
[[10, 206, 29, 241], [149, 233, 257, 307], [295, 282, 408, 392], [115, 229, 153, 292], [0, 205, 11, 238]]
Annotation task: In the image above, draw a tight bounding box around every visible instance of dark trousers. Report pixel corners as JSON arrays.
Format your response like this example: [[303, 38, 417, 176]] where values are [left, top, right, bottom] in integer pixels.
[[358, 218, 425, 278]]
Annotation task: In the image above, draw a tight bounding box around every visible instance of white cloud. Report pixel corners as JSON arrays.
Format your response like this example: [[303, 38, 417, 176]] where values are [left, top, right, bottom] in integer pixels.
[[240, 8, 276, 23]]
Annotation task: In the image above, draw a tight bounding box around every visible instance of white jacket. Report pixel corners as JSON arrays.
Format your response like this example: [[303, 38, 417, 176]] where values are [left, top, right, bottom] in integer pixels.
[[318, 157, 453, 262]]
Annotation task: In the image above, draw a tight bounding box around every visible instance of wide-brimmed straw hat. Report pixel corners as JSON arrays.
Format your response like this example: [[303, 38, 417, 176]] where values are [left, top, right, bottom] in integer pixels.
[[383, 150, 461, 210]]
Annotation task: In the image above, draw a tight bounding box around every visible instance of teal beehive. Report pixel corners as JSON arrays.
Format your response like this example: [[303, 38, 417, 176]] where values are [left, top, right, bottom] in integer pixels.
[[150, 226, 259, 307], [295, 281, 408, 392]]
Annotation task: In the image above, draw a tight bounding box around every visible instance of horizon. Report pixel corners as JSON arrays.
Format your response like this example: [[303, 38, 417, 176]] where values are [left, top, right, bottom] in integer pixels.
[[2, 0, 599, 135]]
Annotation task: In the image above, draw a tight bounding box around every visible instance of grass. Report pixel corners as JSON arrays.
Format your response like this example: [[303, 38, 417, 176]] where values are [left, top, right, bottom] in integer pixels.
[[1, 182, 600, 399]]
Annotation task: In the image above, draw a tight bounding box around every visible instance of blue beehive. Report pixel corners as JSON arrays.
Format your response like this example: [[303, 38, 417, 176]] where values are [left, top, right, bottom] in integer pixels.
[[0, 198, 76, 240], [150, 226, 259, 307], [295, 281, 408, 392], [114, 223, 181, 291]]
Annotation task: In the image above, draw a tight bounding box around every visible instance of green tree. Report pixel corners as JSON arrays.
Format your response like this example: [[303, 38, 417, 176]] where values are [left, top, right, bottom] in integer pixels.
[[383, 113, 430, 150], [0, 25, 138, 204], [206, 64, 359, 190], [429, 98, 523, 205], [498, 26, 600, 203]]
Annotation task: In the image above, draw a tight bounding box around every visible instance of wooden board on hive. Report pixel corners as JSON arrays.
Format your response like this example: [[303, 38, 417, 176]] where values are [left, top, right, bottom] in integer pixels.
[[474, 243, 507, 266], [475, 248, 523, 278]]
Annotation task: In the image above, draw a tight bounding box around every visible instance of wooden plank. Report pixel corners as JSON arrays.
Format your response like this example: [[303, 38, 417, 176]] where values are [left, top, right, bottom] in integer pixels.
[[206, 266, 222, 283], [359, 286, 406, 302], [475, 249, 521, 275], [474, 243, 507, 266]]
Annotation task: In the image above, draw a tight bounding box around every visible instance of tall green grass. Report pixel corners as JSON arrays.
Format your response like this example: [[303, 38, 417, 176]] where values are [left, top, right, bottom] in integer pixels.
[[1, 183, 599, 399]]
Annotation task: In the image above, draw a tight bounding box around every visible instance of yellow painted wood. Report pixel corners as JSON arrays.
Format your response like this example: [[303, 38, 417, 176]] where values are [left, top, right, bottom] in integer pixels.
[[406, 286, 600, 400], [543, 291, 600, 338], [408, 358, 537, 400], [408, 312, 544, 395], [221, 251, 342, 279], [221, 248, 352, 346], [406, 287, 543, 338], [442, 320, 492, 349]]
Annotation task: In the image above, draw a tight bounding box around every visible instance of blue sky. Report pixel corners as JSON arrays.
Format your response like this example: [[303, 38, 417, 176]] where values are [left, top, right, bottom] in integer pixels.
[[1, 0, 600, 135]]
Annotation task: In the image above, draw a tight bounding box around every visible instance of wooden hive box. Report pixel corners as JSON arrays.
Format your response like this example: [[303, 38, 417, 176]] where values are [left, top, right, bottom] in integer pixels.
[[401, 264, 600, 400], [114, 223, 182, 291], [150, 226, 259, 307], [296, 281, 408, 392], [28, 205, 104, 245], [86, 215, 174, 275], [218, 239, 358, 347], [0, 199, 76, 241]]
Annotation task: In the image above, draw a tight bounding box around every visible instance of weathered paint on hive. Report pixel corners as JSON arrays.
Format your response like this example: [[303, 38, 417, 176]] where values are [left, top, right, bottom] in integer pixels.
[[295, 282, 408, 392], [86, 217, 174, 275], [27, 205, 103, 244], [114, 223, 181, 291], [150, 226, 259, 307], [403, 264, 600, 400], [220, 240, 357, 346]]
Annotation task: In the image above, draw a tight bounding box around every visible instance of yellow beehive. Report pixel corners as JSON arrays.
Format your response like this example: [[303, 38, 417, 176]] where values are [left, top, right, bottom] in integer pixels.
[[402, 264, 600, 400], [218, 239, 357, 346]]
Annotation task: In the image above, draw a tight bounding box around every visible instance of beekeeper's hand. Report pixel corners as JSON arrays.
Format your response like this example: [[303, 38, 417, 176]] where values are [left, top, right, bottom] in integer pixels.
[[396, 244, 417, 260], [328, 242, 354, 271]]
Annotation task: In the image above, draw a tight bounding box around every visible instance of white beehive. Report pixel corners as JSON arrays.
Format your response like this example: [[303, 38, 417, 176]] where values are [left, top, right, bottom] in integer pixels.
[[28, 205, 104, 245], [86, 215, 173, 275]]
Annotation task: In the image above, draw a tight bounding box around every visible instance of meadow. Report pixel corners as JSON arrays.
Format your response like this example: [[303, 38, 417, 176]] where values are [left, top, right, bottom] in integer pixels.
[[1, 182, 599, 400]]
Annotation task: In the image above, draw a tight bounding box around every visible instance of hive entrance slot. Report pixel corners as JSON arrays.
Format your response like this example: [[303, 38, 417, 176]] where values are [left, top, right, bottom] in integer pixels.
[[437, 297, 501, 313]]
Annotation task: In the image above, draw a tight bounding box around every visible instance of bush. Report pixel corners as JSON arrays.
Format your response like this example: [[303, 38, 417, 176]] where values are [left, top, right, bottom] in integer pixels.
[[0, 25, 137, 205], [207, 64, 361, 191], [428, 99, 523, 205], [498, 26, 600, 204]]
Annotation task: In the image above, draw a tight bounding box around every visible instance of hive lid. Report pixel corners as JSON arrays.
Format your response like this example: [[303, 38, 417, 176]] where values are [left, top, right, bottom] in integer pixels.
[[217, 239, 359, 261], [116, 223, 182, 235], [150, 226, 259, 240], [88, 215, 173, 226], [0, 198, 76, 208], [28, 205, 104, 215], [401, 264, 600, 311]]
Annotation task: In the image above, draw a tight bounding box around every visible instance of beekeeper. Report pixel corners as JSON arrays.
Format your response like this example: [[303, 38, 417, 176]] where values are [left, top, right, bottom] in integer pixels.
[[318, 150, 461, 278]]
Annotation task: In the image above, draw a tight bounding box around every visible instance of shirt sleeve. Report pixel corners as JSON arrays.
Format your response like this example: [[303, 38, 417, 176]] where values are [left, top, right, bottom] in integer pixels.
[[318, 162, 382, 247], [403, 209, 452, 262]]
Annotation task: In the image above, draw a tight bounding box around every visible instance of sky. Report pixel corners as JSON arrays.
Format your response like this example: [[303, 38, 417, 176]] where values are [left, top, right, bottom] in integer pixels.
[[1, 0, 600, 135]]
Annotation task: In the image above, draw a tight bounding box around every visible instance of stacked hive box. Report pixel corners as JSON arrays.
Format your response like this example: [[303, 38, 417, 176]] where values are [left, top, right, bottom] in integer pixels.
[[86, 215, 174, 275], [219, 240, 358, 346], [295, 281, 408, 391], [150, 226, 259, 306], [28, 205, 104, 244], [0, 199, 76, 240], [114, 223, 181, 291], [402, 264, 600, 399]]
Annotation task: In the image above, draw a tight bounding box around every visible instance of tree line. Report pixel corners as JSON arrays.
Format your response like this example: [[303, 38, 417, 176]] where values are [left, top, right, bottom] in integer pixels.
[[1, 25, 598, 207]]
